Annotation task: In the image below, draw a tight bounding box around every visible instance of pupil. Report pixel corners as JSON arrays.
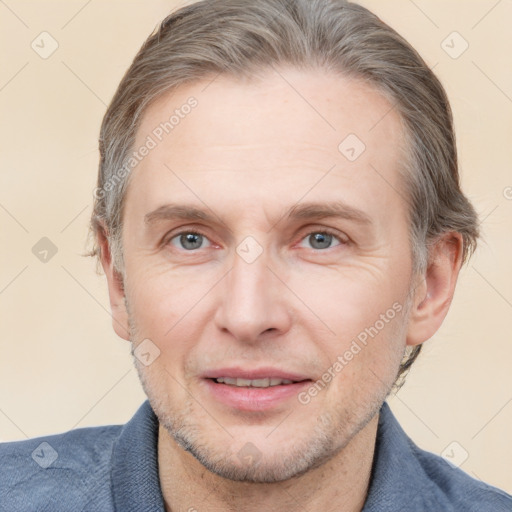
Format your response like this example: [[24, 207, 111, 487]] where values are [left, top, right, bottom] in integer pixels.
[[181, 233, 202, 250], [311, 232, 331, 249]]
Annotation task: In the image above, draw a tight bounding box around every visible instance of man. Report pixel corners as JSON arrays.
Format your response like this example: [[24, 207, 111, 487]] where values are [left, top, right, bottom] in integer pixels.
[[1, 0, 511, 510]]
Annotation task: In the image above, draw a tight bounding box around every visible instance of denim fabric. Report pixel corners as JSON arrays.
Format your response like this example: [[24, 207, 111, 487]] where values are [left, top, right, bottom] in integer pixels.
[[1, 400, 510, 511]]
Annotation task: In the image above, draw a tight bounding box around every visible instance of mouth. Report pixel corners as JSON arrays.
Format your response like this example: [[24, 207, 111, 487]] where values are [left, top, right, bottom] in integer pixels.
[[202, 368, 312, 411], [212, 377, 300, 387]]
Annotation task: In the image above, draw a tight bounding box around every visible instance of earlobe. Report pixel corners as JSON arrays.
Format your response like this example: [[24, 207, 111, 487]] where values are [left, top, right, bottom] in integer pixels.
[[97, 224, 131, 341], [406, 233, 463, 347]]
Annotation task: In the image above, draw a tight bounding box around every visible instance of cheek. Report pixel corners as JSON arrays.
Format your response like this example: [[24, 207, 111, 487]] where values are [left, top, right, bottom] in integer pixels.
[[322, 309, 407, 410], [125, 269, 218, 378], [125, 264, 206, 335], [289, 264, 407, 334], [289, 268, 408, 383]]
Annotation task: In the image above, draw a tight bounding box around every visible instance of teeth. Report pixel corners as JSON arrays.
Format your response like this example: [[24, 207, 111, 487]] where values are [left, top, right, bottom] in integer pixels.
[[250, 378, 269, 387], [214, 377, 294, 387]]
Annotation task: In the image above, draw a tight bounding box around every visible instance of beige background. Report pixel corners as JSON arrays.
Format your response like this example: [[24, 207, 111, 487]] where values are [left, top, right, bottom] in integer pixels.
[[1, 0, 511, 494]]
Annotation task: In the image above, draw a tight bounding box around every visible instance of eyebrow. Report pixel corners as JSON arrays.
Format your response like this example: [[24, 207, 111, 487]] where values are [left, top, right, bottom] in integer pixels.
[[144, 201, 372, 227], [145, 204, 215, 225], [286, 201, 372, 225]]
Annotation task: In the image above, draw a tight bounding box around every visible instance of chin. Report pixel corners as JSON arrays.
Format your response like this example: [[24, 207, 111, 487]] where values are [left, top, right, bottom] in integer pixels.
[[150, 387, 377, 484], [169, 418, 338, 483]]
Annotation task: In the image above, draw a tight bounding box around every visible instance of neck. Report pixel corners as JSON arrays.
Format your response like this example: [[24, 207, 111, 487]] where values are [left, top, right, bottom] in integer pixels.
[[157, 413, 379, 512]]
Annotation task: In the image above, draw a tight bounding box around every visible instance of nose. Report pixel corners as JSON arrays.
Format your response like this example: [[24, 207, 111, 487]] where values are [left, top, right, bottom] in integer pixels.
[[213, 247, 292, 344]]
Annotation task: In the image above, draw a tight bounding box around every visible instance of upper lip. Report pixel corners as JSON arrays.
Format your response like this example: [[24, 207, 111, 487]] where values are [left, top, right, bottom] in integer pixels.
[[202, 367, 311, 382]]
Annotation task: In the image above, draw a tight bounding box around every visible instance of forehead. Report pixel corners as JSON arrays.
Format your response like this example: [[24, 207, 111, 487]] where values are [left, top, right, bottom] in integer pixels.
[[129, 67, 407, 223]]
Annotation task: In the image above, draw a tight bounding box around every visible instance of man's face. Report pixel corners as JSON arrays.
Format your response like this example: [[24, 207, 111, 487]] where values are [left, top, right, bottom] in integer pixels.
[[120, 68, 414, 482]]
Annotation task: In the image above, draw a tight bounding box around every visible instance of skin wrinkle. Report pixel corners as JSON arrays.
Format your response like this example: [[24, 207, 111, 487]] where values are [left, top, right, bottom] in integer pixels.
[[99, 68, 462, 512]]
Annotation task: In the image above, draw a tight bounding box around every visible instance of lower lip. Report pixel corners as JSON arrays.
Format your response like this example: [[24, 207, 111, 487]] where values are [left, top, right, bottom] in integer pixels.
[[203, 379, 311, 412]]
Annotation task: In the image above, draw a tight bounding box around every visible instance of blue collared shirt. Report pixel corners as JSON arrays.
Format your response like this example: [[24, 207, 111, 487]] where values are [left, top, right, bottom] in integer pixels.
[[1, 400, 510, 511]]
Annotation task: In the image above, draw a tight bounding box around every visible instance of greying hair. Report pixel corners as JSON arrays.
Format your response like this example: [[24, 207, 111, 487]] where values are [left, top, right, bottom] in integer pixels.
[[89, 0, 479, 383]]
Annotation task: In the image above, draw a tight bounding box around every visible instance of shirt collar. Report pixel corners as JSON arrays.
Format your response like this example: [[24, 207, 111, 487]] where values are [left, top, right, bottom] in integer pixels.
[[362, 401, 445, 511], [111, 400, 166, 512]]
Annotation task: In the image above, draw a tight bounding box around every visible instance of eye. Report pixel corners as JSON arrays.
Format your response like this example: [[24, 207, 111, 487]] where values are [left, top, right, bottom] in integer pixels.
[[298, 230, 346, 250], [168, 231, 212, 251]]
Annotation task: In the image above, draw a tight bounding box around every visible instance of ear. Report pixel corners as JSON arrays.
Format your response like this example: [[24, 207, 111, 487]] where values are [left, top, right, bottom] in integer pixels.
[[97, 224, 130, 341], [406, 232, 463, 346]]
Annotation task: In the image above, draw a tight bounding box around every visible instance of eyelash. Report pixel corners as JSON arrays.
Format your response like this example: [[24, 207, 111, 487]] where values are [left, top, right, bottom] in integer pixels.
[[165, 227, 349, 252]]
